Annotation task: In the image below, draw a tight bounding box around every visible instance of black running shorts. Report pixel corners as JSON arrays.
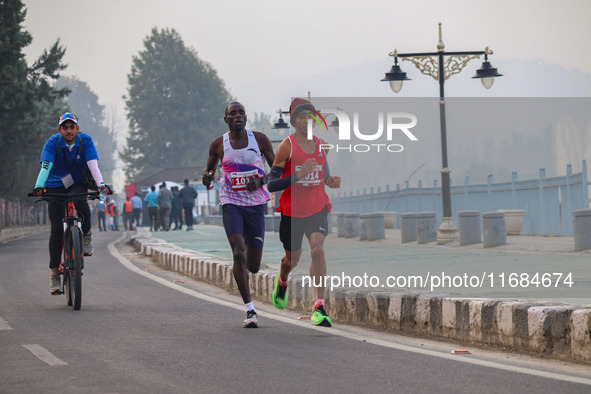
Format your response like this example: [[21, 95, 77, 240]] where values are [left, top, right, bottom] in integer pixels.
[[279, 206, 328, 251]]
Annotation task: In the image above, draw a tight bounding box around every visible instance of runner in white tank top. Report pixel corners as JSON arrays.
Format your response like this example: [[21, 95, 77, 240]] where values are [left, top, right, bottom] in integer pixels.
[[219, 129, 269, 206], [202, 102, 275, 328]]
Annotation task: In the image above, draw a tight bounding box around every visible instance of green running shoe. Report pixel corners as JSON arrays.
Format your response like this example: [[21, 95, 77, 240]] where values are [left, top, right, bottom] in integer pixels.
[[311, 305, 332, 327], [271, 275, 287, 309]]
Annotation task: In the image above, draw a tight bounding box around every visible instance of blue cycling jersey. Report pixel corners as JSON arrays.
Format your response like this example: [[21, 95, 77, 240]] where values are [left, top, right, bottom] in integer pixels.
[[40, 133, 99, 188]]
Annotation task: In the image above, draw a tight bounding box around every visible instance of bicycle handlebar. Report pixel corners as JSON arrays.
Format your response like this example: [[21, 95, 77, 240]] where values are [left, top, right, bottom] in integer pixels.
[[28, 191, 102, 200]]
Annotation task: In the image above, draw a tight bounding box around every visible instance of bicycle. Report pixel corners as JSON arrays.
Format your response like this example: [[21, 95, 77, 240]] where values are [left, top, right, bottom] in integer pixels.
[[29, 190, 104, 310]]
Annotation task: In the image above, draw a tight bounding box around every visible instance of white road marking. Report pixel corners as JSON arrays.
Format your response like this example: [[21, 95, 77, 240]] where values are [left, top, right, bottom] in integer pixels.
[[22, 344, 67, 366], [109, 240, 591, 386], [0, 317, 12, 330]]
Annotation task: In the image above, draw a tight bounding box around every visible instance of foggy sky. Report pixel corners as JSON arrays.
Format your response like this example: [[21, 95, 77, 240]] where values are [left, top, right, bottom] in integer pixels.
[[19, 1, 591, 190], [22, 0, 591, 116]]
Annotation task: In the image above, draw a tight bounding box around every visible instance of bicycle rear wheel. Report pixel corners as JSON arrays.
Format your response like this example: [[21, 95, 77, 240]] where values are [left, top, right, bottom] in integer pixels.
[[69, 226, 83, 310]]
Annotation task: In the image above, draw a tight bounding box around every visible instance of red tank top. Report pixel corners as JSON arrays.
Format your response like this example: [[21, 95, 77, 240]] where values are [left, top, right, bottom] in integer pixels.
[[278, 135, 331, 217]]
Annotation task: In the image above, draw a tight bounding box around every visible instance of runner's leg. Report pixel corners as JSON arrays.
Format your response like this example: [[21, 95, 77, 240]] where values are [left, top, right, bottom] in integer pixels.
[[242, 204, 266, 274], [308, 232, 327, 300], [229, 234, 251, 304], [223, 204, 251, 304]]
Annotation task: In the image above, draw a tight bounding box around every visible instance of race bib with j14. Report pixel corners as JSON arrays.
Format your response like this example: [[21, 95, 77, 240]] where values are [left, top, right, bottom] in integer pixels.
[[295, 165, 322, 187], [230, 169, 259, 190]]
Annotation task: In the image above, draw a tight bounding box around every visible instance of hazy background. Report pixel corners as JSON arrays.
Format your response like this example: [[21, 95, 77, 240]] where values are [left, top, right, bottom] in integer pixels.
[[20, 0, 591, 189]]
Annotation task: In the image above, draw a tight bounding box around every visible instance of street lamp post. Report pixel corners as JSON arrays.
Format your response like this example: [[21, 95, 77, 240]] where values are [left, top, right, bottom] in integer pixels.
[[269, 109, 291, 211], [382, 23, 502, 244]]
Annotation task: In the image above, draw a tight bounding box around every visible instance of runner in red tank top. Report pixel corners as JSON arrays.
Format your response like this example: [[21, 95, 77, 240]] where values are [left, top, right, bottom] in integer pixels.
[[267, 98, 341, 327], [277, 133, 329, 218]]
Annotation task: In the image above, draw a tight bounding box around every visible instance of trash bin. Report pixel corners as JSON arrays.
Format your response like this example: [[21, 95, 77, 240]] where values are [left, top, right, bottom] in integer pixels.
[[377, 211, 397, 229]]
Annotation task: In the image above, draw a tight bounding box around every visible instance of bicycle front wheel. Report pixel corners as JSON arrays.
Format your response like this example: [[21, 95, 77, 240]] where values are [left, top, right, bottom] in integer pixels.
[[62, 228, 73, 306], [69, 226, 83, 310]]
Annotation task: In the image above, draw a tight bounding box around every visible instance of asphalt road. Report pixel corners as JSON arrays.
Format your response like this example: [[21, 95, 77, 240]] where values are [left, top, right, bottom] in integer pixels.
[[1, 231, 590, 394]]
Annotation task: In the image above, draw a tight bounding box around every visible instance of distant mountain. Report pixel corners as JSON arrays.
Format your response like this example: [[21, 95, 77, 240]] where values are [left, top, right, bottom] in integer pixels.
[[232, 59, 591, 191]]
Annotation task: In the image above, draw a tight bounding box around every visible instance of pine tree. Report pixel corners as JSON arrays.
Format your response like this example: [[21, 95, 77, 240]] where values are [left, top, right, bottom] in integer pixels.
[[121, 27, 232, 182], [0, 0, 69, 199]]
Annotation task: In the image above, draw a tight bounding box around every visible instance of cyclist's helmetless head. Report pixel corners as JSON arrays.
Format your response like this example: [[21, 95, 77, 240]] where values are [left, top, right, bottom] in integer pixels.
[[58, 113, 80, 144]]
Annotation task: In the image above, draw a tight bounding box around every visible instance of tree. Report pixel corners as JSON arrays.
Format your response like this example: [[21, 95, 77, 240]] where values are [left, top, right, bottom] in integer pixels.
[[55, 76, 118, 182], [0, 0, 69, 199], [249, 112, 274, 133], [121, 27, 232, 182]]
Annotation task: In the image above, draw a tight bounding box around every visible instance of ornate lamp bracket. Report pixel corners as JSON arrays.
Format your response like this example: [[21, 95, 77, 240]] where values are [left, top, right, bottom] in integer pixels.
[[402, 56, 439, 81], [443, 54, 481, 80]]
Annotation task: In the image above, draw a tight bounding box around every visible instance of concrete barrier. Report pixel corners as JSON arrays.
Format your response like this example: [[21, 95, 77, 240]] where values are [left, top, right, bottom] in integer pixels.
[[331, 211, 341, 229], [574, 208, 591, 251], [264, 215, 275, 232], [400, 212, 418, 243], [0, 225, 48, 243], [482, 212, 506, 247], [458, 210, 481, 246], [416, 212, 437, 244], [361, 212, 385, 241], [336, 213, 346, 237], [209, 215, 223, 227], [359, 214, 368, 241], [344, 213, 359, 238]]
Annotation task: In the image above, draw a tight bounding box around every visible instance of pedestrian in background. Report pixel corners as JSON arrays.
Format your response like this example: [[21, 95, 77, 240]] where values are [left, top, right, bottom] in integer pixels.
[[179, 178, 197, 231], [123, 196, 134, 231], [158, 182, 173, 231], [144, 185, 159, 231], [107, 198, 119, 231], [97, 199, 106, 231], [170, 186, 181, 230], [131, 192, 143, 227]]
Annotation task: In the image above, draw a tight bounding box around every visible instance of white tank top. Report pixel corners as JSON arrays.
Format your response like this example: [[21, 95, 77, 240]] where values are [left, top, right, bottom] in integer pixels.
[[219, 129, 269, 206]]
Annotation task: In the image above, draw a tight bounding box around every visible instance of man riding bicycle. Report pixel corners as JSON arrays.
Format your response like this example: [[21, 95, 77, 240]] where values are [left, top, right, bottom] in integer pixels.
[[32, 113, 110, 294]]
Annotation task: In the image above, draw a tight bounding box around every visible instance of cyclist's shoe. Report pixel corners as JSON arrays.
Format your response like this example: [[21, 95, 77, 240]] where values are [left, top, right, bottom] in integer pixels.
[[311, 305, 332, 327], [271, 276, 288, 309], [83, 233, 93, 256], [243, 310, 258, 328], [50, 275, 62, 295]]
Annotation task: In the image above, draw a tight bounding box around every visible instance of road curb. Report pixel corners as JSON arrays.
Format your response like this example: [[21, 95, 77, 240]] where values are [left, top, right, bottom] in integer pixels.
[[130, 235, 591, 363]]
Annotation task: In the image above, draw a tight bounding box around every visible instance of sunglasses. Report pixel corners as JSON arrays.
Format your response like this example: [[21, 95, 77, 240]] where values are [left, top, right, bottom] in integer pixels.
[[59, 113, 78, 122]]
